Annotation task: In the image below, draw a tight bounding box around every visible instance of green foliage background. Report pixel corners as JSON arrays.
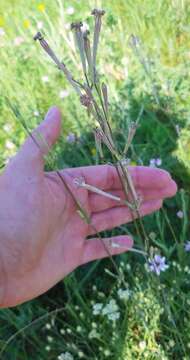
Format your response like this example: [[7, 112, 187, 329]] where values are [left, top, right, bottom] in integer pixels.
[[0, 1, 190, 359]]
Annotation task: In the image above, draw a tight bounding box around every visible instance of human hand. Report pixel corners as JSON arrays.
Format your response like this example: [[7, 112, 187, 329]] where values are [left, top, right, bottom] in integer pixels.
[[0, 107, 177, 307]]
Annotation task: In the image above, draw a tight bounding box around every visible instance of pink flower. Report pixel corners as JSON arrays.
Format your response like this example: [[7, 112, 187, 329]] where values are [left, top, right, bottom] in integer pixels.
[[14, 36, 24, 46]]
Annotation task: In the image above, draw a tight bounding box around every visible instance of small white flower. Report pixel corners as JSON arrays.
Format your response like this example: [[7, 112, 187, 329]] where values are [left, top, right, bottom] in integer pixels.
[[47, 336, 53, 343], [104, 349, 111, 357], [5, 140, 15, 150], [117, 288, 131, 300], [78, 351, 84, 358], [37, 21, 43, 30], [92, 303, 103, 315], [66, 6, 75, 15], [42, 75, 49, 83], [45, 345, 51, 352], [149, 158, 156, 167], [0, 28, 5, 37], [149, 158, 162, 167], [34, 110, 40, 117], [139, 340, 146, 350], [58, 352, 74, 360], [155, 158, 162, 166], [126, 263, 131, 270], [45, 323, 51, 330], [107, 311, 120, 321], [3, 124, 12, 132], [59, 89, 70, 99], [102, 299, 118, 315], [60, 328, 65, 335], [177, 210, 184, 219], [76, 325, 82, 332], [14, 36, 24, 46], [169, 339, 175, 348], [88, 329, 99, 339]]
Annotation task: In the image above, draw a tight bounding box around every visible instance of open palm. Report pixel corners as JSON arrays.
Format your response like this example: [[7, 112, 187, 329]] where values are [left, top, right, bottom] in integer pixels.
[[0, 107, 177, 307]]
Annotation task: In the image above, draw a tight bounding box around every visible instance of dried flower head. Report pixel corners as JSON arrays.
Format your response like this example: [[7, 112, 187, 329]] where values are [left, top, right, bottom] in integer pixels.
[[91, 9, 105, 16], [33, 31, 43, 41], [80, 94, 92, 107], [70, 21, 83, 31], [34, 32, 82, 95]]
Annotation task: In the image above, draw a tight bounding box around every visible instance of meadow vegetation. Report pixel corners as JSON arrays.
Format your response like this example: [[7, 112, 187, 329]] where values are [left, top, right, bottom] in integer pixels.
[[0, 1, 190, 359]]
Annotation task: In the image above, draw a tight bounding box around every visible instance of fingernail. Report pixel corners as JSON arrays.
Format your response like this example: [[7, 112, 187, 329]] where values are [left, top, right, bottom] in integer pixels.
[[45, 106, 57, 120]]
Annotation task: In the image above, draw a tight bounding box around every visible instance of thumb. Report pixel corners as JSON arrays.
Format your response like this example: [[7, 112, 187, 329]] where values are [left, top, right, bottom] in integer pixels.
[[23, 106, 61, 158], [12, 106, 61, 175]]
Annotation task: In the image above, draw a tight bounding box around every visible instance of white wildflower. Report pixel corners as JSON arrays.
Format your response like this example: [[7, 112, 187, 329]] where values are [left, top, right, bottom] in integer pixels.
[[47, 335, 53, 343], [117, 288, 131, 300], [149, 158, 162, 167], [58, 352, 74, 360], [5, 140, 15, 150], [78, 351, 84, 358], [177, 210, 184, 219], [59, 89, 70, 99], [139, 340, 146, 350], [37, 21, 43, 30], [92, 303, 103, 315], [3, 124, 12, 132], [66, 6, 75, 15], [88, 329, 99, 339], [156, 158, 162, 166], [34, 110, 40, 117], [45, 345, 51, 351], [102, 299, 118, 315], [76, 326, 82, 333], [0, 28, 5, 36], [45, 323, 51, 330], [107, 312, 120, 321], [104, 349, 111, 357], [42, 75, 49, 83]]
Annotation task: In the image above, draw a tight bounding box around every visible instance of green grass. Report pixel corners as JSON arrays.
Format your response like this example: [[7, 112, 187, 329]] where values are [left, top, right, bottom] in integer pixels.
[[1, 1, 190, 359]]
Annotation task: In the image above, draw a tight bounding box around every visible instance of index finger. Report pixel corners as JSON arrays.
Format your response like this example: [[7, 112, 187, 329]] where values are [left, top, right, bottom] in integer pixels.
[[65, 165, 173, 191]]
